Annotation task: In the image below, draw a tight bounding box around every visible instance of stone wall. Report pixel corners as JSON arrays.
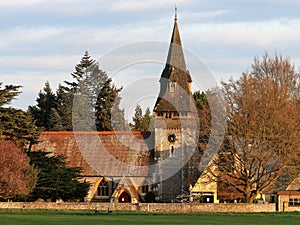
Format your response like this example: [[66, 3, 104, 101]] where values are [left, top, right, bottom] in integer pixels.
[[0, 202, 276, 213], [139, 203, 275, 213]]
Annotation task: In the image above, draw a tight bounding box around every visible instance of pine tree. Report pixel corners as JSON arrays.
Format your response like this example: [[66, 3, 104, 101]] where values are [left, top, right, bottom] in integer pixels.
[[143, 107, 153, 131], [111, 96, 128, 131], [95, 79, 121, 131], [0, 82, 21, 107], [56, 84, 73, 131], [48, 108, 64, 131], [0, 82, 39, 150], [0, 82, 21, 139], [29, 81, 57, 130], [193, 90, 211, 151], [130, 105, 152, 131], [130, 105, 143, 131], [28, 151, 90, 202], [63, 51, 123, 131]]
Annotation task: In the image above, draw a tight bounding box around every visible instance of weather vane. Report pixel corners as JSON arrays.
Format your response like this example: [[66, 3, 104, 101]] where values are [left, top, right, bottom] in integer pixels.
[[175, 2, 178, 20]]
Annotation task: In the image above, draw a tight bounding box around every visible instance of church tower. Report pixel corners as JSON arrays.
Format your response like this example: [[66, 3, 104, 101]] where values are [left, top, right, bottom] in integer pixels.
[[153, 6, 198, 202]]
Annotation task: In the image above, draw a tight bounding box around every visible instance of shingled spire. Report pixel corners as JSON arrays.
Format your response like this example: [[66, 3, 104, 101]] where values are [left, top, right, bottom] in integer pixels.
[[165, 5, 187, 73], [154, 7, 193, 113]]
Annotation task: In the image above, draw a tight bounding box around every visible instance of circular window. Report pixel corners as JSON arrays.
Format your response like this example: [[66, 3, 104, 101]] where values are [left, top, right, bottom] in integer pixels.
[[168, 133, 176, 143]]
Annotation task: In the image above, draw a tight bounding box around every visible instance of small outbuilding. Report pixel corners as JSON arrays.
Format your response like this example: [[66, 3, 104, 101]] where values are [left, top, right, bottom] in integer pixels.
[[277, 177, 300, 212]]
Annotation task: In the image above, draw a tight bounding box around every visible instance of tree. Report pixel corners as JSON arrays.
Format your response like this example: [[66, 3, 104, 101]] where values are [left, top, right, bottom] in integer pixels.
[[216, 53, 300, 203], [180, 90, 212, 190], [110, 96, 128, 131], [0, 140, 38, 200], [60, 51, 124, 131], [48, 108, 64, 131], [193, 90, 211, 151], [1, 108, 40, 150], [28, 151, 90, 202], [55, 84, 73, 131], [0, 82, 21, 137], [29, 81, 57, 131], [130, 105, 153, 131], [0, 83, 39, 150], [0, 82, 21, 108]]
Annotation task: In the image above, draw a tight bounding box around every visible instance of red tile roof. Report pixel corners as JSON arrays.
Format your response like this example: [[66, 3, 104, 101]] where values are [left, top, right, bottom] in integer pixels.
[[31, 131, 153, 177]]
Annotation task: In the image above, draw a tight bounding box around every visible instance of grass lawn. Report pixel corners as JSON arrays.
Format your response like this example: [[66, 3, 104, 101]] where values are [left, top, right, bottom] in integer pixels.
[[0, 210, 300, 225]]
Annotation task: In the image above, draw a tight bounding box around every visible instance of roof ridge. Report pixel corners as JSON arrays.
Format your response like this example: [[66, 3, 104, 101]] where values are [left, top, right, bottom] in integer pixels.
[[41, 131, 151, 135]]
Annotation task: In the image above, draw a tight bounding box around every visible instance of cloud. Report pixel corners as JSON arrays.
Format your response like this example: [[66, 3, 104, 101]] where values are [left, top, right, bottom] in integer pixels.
[[183, 18, 300, 53], [109, 0, 190, 12], [182, 10, 230, 21], [0, 55, 79, 72], [0, 0, 42, 8], [1, 0, 300, 112], [0, 26, 69, 44]]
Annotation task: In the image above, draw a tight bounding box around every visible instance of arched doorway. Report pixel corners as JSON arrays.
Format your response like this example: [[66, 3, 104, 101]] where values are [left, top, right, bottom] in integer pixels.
[[118, 191, 131, 203]]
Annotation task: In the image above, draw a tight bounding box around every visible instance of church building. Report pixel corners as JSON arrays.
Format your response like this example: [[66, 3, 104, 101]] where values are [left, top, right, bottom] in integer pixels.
[[32, 9, 218, 203]]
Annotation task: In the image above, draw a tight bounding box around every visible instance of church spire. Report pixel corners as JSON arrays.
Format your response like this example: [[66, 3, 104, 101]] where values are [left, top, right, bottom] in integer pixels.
[[165, 4, 187, 73], [153, 8, 193, 113]]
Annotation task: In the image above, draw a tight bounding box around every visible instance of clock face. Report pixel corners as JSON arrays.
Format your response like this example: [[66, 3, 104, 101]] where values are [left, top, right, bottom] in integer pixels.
[[168, 133, 176, 143]]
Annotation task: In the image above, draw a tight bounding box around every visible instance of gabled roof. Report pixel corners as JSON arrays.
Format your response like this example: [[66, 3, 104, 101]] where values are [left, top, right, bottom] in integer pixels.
[[31, 131, 154, 177], [286, 177, 300, 191]]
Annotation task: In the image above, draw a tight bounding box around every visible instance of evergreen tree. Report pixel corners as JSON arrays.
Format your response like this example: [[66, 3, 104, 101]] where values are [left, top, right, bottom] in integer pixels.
[[130, 105, 143, 131], [48, 108, 64, 131], [193, 90, 211, 151], [193, 90, 207, 110], [55, 84, 73, 131], [0, 82, 39, 150], [143, 107, 153, 130], [95, 79, 121, 131], [28, 151, 90, 202], [63, 51, 123, 131], [111, 96, 128, 131], [0, 82, 21, 107], [130, 105, 152, 131], [29, 81, 57, 131]]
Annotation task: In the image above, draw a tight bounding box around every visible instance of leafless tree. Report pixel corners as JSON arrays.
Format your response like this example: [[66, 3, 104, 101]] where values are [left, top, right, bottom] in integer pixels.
[[215, 53, 300, 203]]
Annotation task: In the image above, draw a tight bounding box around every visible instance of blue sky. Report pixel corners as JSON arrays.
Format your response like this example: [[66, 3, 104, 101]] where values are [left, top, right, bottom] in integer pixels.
[[1, 0, 300, 117]]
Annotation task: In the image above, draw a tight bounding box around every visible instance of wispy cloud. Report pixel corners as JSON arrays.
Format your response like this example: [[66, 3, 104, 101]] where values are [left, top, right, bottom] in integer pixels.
[[1, 0, 300, 111], [182, 10, 230, 21], [184, 18, 300, 52], [0, 0, 43, 8], [110, 0, 190, 12]]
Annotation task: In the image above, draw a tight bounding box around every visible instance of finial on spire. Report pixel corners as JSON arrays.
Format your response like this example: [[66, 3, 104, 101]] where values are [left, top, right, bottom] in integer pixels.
[[175, 2, 178, 20]]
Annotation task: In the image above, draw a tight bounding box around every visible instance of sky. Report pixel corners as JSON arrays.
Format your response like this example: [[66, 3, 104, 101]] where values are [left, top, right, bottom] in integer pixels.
[[1, 0, 300, 119]]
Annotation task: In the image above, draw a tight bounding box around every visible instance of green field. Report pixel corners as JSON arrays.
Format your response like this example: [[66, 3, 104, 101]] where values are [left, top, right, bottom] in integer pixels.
[[0, 210, 300, 225]]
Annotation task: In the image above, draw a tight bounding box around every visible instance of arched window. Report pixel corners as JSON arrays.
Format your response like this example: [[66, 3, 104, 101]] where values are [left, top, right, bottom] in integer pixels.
[[97, 180, 109, 196]]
